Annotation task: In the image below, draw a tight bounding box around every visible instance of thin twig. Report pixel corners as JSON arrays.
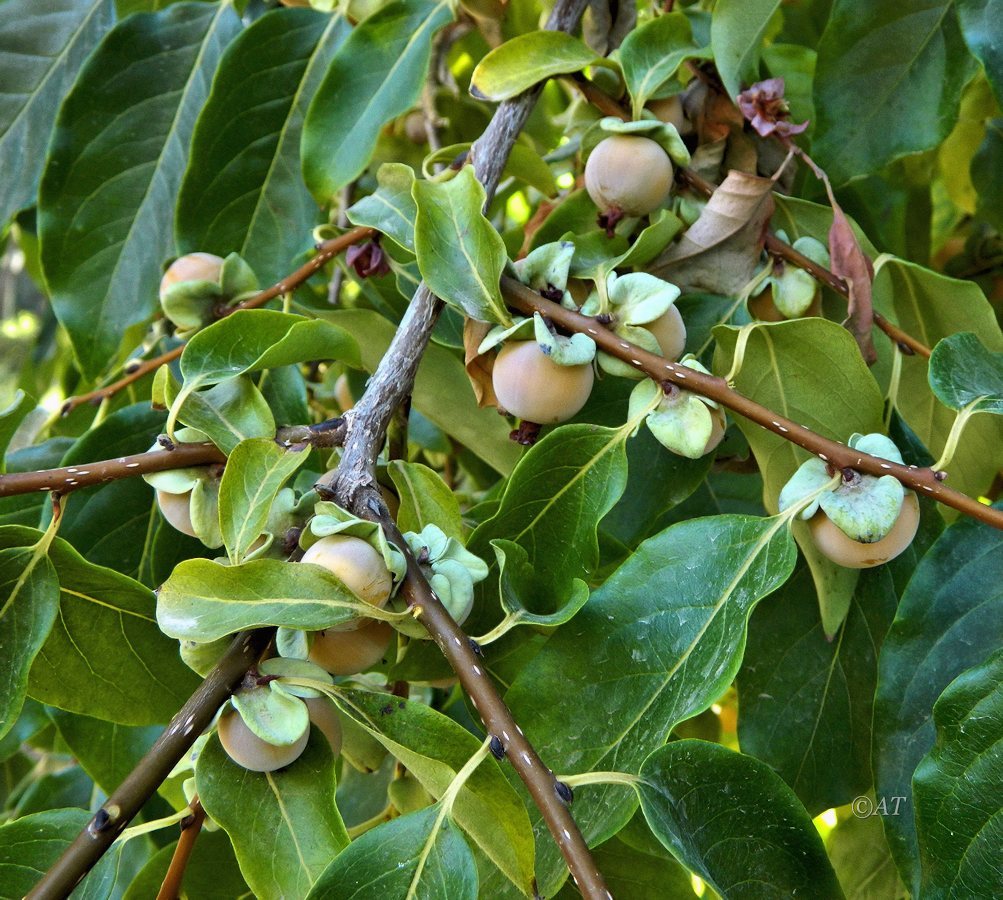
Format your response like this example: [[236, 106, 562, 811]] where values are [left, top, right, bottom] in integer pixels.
[[500, 276, 1002, 530], [155, 796, 207, 900], [60, 227, 375, 415], [26, 630, 274, 900], [567, 74, 933, 358], [327, 184, 356, 305]]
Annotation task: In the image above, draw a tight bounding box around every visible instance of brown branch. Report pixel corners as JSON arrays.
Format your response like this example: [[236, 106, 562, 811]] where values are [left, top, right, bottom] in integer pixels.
[[567, 75, 933, 359], [0, 419, 346, 498], [501, 275, 1003, 530], [26, 630, 274, 900], [156, 796, 207, 900], [60, 227, 375, 416]]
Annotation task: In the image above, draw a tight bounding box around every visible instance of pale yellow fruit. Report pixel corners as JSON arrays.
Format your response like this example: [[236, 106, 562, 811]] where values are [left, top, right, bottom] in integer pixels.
[[809, 492, 920, 569], [305, 697, 343, 758], [642, 306, 686, 360], [585, 136, 674, 217], [159, 252, 223, 300], [492, 341, 594, 424], [156, 489, 197, 538], [217, 710, 309, 773], [300, 535, 393, 609], [308, 619, 394, 676]]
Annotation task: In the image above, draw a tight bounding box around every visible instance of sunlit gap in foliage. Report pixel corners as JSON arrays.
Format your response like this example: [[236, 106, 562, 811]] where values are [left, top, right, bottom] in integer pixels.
[[505, 191, 531, 227]]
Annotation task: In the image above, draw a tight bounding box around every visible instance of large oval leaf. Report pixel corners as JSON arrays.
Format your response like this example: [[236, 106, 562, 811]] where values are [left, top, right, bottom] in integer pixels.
[[639, 741, 844, 899], [176, 7, 350, 285], [0, 0, 114, 227], [913, 649, 1003, 899], [469, 32, 598, 102], [928, 330, 1003, 414], [38, 2, 242, 379], [710, 0, 780, 99], [301, 0, 453, 202], [197, 730, 349, 900], [872, 506, 1003, 893]]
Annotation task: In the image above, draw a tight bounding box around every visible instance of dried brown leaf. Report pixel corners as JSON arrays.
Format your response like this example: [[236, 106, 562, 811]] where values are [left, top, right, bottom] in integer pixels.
[[826, 188, 876, 364], [464, 317, 498, 407]]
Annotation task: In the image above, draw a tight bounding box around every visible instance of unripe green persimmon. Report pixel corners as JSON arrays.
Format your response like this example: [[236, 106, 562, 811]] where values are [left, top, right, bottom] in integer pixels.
[[300, 535, 393, 611], [308, 619, 394, 675], [305, 697, 343, 758], [217, 710, 309, 773], [492, 341, 594, 424], [642, 305, 687, 360], [159, 252, 223, 300], [809, 491, 920, 569], [704, 405, 727, 455], [585, 135, 674, 217], [155, 489, 197, 537]]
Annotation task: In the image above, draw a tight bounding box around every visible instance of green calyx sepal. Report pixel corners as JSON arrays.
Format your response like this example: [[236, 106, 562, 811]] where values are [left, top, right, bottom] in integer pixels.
[[229, 682, 309, 748], [301, 501, 407, 583], [159, 252, 258, 338]]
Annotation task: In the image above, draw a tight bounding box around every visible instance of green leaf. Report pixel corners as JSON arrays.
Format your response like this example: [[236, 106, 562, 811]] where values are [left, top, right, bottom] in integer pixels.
[[307, 805, 478, 900], [738, 566, 897, 814], [157, 558, 373, 642], [412, 167, 511, 326], [0, 391, 32, 473], [346, 162, 418, 253], [470, 32, 599, 102], [219, 439, 308, 564], [559, 832, 695, 900], [492, 540, 589, 630], [928, 331, 1003, 414], [827, 812, 908, 900], [468, 423, 630, 617], [197, 730, 349, 900], [913, 649, 1003, 898], [713, 319, 884, 635], [639, 741, 844, 899], [388, 461, 464, 541], [180, 310, 359, 388], [176, 8, 349, 286], [301, 0, 453, 201], [0, 0, 114, 227], [957, 0, 1003, 106], [710, 0, 780, 99], [122, 831, 249, 900], [320, 309, 521, 475], [0, 539, 59, 741], [38, 2, 242, 378], [621, 13, 708, 116], [505, 514, 797, 895], [873, 257, 1003, 500], [334, 689, 535, 894], [813, 0, 975, 185], [0, 528, 202, 725], [165, 373, 276, 455], [872, 507, 1003, 894], [971, 118, 1003, 232]]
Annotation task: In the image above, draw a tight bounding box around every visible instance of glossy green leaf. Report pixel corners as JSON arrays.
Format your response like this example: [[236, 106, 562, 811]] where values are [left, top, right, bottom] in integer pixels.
[[165, 372, 275, 455], [971, 118, 1003, 232], [180, 310, 359, 388], [412, 167, 510, 326], [388, 460, 464, 541], [38, 2, 241, 378], [873, 257, 1003, 500], [0, 528, 202, 724], [470, 32, 598, 102], [709, 0, 780, 98], [346, 162, 417, 253], [928, 331, 1003, 414], [157, 557, 372, 642], [322, 310, 521, 475], [492, 540, 589, 630], [0, 0, 114, 227], [334, 689, 535, 894], [713, 319, 883, 635], [505, 513, 797, 895], [957, 0, 1003, 105], [873, 507, 1003, 893], [301, 0, 453, 201], [197, 731, 349, 900], [738, 566, 897, 814], [307, 805, 477, 900], [621, 13, 708, 116], [176, 8, 349, 285], [827, 812, 908, 900], [913, 649, 1003, 898], [219, 439, 308, 564], [468, 423, 630, 619], [0, 392, 32, 473], [639, 741, 844, 899], [813, 0, 974, 185], [0, 538, 59, 741]]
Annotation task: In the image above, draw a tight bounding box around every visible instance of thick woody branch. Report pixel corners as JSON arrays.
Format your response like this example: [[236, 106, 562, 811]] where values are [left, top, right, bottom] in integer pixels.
[[0, 420, 346, 498], [567, 75, 932, 358], [60, 227, 375, 415], [26, 630, 274, 900], [502, 276, 1003, 530]]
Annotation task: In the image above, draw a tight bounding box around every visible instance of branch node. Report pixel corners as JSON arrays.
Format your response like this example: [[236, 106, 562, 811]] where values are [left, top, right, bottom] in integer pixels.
[[489, 736, 506, 760], [555, 780, 574, 804]]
